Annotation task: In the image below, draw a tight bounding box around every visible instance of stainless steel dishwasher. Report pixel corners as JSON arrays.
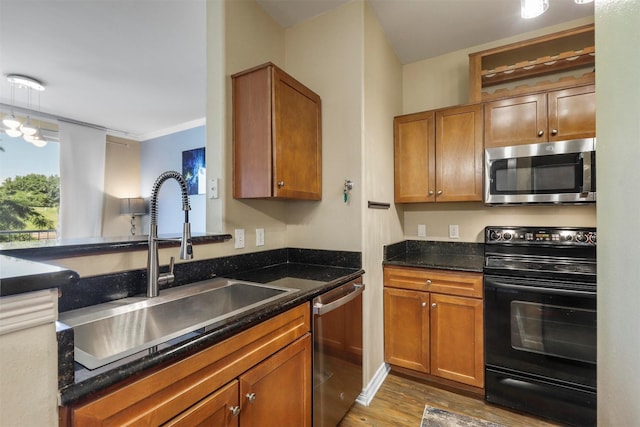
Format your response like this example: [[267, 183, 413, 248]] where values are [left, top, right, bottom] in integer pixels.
[[312, 280, 364, 427]]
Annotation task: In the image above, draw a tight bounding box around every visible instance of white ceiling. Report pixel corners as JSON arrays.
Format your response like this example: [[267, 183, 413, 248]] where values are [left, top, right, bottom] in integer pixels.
[[0, 0, 593, 140]]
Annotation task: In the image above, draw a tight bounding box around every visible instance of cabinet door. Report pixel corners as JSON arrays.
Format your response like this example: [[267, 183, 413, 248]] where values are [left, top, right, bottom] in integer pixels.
[[239, 334, 312, 427], [394, 111, 436, 203], [163, 381, 239, 427], [232, 65, 273, 199], [273, 67, 322, 200], [484, 93, 547, 148], [384, 288, 429, 373], [547, 85, 595, 141], [430, 293, 484, 388], [435, 104, 483, 201]]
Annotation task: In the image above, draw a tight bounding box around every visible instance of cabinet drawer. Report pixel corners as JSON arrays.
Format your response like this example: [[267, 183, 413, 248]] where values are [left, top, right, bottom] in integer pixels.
[[384, 266, 482, 298]]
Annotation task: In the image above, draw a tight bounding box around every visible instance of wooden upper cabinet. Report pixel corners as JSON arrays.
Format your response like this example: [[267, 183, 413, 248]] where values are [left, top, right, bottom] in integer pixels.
[[394, 104, 483, 203], [485, 85, 595, 148], [232, 63, 322, 200], [548, 85, 596, 141], [435, 104, 483, 202], [484, 93, 547, 148], [394, 111, 435, 203]]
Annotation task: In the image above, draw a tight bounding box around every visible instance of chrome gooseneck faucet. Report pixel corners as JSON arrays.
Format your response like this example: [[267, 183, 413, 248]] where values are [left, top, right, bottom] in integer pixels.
[[147, 171, 193, 297]]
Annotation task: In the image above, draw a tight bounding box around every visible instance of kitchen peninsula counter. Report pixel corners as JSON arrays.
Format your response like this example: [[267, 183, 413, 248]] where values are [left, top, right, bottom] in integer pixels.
[[383, 240, 484, 273], [0, 254, 78, 296]]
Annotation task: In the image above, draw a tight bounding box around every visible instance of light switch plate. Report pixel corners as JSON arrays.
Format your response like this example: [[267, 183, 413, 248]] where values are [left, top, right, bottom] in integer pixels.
[[209, 178, 219, 199], [418, 224, 426, 237], [449, 224, 459, 239], [234, 229, 245, 249], [256, 228, 265, 246]]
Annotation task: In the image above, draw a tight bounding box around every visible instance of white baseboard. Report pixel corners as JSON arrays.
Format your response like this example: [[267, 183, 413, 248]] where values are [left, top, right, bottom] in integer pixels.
[[356, 362, 390, 406]]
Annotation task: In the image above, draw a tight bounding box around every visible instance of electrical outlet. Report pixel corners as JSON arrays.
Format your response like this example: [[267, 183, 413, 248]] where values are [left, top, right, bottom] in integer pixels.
[[449, 224, 459, 239], [256, 228, 265, 246], [234, 229, 245, 249], [418, 224, 426, 237]]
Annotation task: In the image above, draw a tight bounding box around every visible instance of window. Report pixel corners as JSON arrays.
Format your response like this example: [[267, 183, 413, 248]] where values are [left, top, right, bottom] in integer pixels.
[[0, 135, 60, 241]]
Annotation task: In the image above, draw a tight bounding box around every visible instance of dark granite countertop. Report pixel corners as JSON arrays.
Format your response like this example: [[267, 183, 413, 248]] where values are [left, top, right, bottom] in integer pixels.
[[0, 233, 232, 261], [383, 240, 484, 273], [57, 248, 363, 405], [0, 255, 78, 296]]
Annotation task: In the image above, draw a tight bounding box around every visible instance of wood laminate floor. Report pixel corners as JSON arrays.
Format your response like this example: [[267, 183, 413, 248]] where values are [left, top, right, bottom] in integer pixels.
[[338, 373, 563, 427]]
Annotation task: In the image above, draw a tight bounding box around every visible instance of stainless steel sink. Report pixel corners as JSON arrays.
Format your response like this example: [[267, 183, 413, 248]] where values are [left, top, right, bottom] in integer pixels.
[[59, 278, 298, 369]]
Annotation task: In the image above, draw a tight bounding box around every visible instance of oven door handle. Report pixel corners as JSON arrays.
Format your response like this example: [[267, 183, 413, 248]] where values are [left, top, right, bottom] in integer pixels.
[[487, 280, 596, 297]]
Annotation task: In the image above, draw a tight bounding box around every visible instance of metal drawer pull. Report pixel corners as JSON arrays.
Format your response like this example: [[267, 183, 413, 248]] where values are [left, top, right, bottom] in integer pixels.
[[230, 406, 241, 416], [246, 392, 256, 402], [426, 279, 432, 285]]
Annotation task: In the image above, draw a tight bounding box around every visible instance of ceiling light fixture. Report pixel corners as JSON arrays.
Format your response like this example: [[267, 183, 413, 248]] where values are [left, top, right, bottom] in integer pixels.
[[521, 0, 549, 19], [574, 0, 593, 3], [2, 74, 48, 147]]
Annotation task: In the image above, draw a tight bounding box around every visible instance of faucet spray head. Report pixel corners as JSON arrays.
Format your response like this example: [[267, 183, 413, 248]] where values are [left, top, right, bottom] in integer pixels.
[[180, 222, 193, 260]]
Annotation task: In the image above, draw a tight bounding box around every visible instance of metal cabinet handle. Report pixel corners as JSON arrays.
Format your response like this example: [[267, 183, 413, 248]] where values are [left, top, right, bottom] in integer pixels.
[[246, 392, 256, 403], [421, 301, 427, 307], [537, 130, 544, 137], [551, 129, 558, 135], [426, 279, 432, 285], [428, 190, 434, 196], [230, 406, 241, 416], [431, 303, 437, 309], [277, 181, 285, 187], [436, 190, 442, 195]]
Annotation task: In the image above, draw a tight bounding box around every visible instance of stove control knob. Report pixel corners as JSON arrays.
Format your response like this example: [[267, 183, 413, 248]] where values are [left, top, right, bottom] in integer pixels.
[[503, 232, 512, 241], [564, 234, 573, 241], [575, 232, 587, 243], [489, 230, 501, 241], [591, 233, 597, 244]]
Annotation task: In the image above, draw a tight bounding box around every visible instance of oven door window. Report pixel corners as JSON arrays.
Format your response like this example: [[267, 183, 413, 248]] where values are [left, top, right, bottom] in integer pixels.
[[490, 153, 584, 195], [511, 301, 596, 364]]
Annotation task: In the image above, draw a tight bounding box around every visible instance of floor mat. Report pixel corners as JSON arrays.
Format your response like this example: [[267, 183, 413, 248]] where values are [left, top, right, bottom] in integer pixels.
[[420, 405, 506, 427]]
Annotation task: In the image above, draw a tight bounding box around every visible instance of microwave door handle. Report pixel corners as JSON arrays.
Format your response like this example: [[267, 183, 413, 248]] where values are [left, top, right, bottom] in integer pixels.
[[581, 152, 593, 194]]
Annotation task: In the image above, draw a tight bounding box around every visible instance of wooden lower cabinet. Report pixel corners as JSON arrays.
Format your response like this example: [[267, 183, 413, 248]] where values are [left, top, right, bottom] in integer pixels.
[[383, 288, 429, 373], [383, 266, 484, 391], [239, 335, 311, 427], [60, 303, 311, 426], [164, 381, 240, 427]]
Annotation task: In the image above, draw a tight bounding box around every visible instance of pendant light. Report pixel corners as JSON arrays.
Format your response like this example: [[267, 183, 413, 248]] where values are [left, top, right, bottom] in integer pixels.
[[2, 74, 48, 147]]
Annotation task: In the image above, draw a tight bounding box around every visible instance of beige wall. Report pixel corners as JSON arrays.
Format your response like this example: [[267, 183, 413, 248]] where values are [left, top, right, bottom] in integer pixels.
[[401, 16, 597, 243], [220, 0, 288, 256], [596, 0, 640, 424], [362, 1, 404, 390], [283, 1, 363, 251], [101, 136, 142, 237]]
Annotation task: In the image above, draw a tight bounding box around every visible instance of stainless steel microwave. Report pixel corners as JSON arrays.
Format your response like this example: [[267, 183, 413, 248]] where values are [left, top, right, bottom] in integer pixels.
[[485, 138, 596, 205]]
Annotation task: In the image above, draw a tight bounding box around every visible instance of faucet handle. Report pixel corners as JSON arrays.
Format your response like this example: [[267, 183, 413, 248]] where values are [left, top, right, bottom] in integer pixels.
[[168, 256, 175, 275], [158, 256, 176, 286]]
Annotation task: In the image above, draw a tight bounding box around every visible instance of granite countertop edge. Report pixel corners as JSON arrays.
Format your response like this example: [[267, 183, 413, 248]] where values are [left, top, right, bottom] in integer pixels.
[[0, 233, 232, 261], [58, 266, 364, 405]]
